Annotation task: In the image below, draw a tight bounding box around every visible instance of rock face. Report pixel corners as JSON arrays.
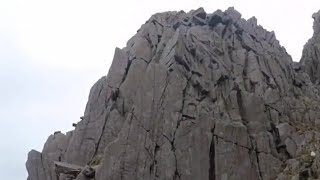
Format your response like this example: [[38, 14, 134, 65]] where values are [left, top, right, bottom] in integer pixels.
[[26, 7, 320, 180], [301, 10, 320, 84]]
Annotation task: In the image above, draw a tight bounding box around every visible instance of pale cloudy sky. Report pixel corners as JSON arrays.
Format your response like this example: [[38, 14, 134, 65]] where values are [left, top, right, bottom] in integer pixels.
[[0, 0, 319, 179]]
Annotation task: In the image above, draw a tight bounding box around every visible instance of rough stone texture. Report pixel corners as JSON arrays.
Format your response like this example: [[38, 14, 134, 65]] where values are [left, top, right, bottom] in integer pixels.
[[301, 10, 320, 84], [26, 7, 320, 180]]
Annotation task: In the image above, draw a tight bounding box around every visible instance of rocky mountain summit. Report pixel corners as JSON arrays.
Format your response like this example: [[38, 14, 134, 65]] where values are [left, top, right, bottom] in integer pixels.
[[26, 7, 320, 180]]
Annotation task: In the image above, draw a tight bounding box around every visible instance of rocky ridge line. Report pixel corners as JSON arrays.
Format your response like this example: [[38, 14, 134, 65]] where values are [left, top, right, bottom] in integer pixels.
[[26, 7, 320, 180]]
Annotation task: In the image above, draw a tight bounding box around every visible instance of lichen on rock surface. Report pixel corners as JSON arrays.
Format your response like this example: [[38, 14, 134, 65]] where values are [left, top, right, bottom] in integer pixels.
[[26, 7, 320, 180]]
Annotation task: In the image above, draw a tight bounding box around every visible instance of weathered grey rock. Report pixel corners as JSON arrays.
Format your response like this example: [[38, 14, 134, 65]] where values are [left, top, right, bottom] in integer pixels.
[[301, 10, 320, 84], [81, 165, 95, 178], [26, 7, 320, 180], [208, 10, 223, 27], [313, 10, 320, 34], [26, 150, 47, 180], [26, 131, 73, 180], [54, 161, 82, 178]]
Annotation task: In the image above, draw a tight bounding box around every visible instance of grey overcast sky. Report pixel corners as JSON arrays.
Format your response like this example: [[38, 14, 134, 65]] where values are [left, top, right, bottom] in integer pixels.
[[1, 0, 320, 179]]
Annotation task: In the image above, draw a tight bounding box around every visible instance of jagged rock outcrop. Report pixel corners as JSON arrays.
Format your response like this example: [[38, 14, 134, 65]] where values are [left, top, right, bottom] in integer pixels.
[[301, 10, 320, 84], [26, 7, 320, 180]]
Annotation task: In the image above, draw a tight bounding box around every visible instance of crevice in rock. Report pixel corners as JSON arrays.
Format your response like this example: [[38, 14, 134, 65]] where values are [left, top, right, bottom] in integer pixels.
[[174, 55, 191, 71], [120, 57, 132, 85], [151, 19, 164, 27], [255, 151, 263, 180], [149, 144, 160, 177], [191, 70, 202, 77], [90, 104, 113, 163], [39, 154, 44, 180], [213, 134, 251, 150], [264, 59, 283, 93], [268, 122, 281, 146], [157, 72, 169, 108], [167, 81, 189, 180], [265, 104, 282, 116], [132, 57, 150, 64], [181, 114, 196, 120], [215, 74, 229, 87], [209, 127, 216, 180]]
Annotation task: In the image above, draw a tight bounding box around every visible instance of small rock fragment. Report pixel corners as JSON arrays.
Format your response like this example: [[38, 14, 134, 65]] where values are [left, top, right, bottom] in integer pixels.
[[82, 165, 95, 178]]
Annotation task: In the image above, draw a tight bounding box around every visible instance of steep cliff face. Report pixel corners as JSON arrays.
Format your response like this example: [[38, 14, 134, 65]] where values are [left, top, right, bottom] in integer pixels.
[[301, 10, 320, 84], [26, 7, 320, 180]]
